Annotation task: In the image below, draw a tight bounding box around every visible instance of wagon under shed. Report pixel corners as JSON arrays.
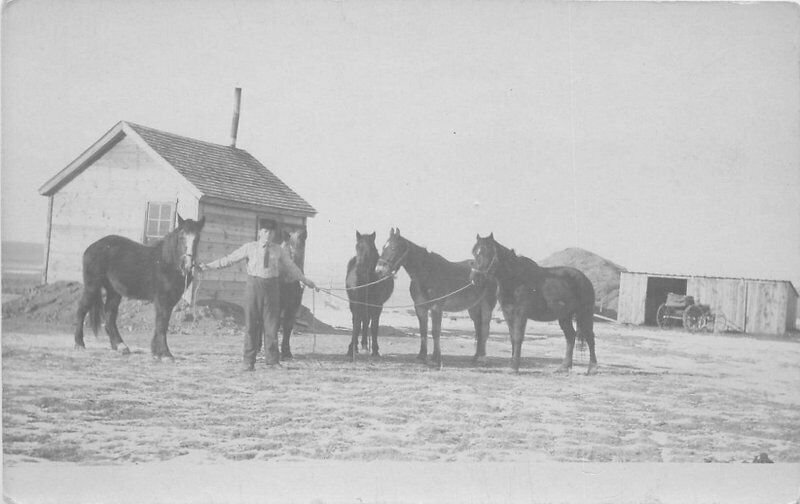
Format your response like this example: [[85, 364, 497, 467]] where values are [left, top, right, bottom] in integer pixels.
[[38, 120, 316, 308], [617, 271, 797, 335]]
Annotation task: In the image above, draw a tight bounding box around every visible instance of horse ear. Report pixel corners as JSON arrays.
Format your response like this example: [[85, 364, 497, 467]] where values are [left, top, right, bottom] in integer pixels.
[[299, 228, 307, 241], [369, 231, 376, 241], [396, 228, 401, 236], [389, 228, 395, 236], [198, 216, 205, 229], [476, 234, 480, 241], [177, 214, 185, 226], [489, 232, 494, 240], [356, 231, 362, 240]]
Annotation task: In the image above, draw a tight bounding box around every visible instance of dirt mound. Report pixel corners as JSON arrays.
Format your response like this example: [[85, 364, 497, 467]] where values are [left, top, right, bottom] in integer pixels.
[[2, 281, 343, 336], [538, 247, 626, 318]]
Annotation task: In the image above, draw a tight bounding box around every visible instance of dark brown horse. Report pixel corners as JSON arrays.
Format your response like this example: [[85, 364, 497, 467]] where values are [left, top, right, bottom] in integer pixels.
[[74, 215, 205, 359], [346, 231, 394, 359], [470, 233, 597, 374], [279, 228, 307, 360], [375, 228, 497, 368]]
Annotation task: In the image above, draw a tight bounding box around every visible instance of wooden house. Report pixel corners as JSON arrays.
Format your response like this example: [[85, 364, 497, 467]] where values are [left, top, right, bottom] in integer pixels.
[[38, 120, 316, 307], [617, 271, 798, 335]]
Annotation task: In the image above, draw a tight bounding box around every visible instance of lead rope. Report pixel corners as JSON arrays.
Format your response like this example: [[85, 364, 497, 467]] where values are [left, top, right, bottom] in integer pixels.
[[318, 282, 475, 309], [312, 288, 317, 354]]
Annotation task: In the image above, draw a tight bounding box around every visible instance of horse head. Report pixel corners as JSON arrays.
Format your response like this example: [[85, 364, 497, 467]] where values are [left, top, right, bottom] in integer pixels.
[[376, 227, 408, 278], [282, 228, 308, 266], [175, 214, 205, 276], [354, 231, 379, 274], [470, 232, 498, 287]]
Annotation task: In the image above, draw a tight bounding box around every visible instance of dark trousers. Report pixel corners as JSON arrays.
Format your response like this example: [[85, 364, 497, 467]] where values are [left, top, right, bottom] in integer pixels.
[[244, 276, 281, 365]]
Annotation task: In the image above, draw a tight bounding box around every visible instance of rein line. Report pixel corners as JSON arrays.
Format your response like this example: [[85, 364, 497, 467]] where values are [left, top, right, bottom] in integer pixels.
[[318, 282, 475, 309], [328, 273, 394, 292]]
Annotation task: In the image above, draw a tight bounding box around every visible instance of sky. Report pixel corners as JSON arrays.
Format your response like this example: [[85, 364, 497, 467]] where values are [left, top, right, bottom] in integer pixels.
[[2, 0, 799, 290]]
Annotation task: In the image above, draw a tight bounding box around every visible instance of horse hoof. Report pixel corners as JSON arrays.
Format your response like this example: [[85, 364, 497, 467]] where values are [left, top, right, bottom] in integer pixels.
[[554, 365, 571, 374], [74, 344, 86, 351], [371, 351, 381, 358], [473, 355, 487, 366], [586, 364, 598, 376], [120, 346, 131, 356], [280, 353, 293, 361]]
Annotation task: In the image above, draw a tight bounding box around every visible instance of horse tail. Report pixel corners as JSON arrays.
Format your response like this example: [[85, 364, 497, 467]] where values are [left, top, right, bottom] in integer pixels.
[[87, 288, 104, 336]]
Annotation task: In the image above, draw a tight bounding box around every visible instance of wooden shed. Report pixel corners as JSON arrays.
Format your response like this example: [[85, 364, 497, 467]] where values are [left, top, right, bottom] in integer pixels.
[[38, 120, 316, 307], [617, 271, 798, 335]]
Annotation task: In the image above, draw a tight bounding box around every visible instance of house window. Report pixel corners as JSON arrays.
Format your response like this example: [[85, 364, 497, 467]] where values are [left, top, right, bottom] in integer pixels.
[[144, 202, 175, 244]]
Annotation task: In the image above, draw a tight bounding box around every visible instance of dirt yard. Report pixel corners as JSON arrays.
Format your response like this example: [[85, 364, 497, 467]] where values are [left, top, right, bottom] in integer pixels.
[[3, 300, 800, 502], [4, 312, 799, 464]]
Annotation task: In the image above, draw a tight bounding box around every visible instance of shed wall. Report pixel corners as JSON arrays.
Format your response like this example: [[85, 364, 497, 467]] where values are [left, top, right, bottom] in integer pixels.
[[786, 289, 798, 332], [745, 281, 789, 334], [617, 272, 648, 324], [195, 202, 306, 307], [46, 137, 199, 283], [686, 277, 746, 333], [618, 272, 795, 335]]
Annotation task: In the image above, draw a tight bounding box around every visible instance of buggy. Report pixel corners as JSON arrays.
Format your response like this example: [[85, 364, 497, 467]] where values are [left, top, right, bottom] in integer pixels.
[[656, 293, 722, 332]]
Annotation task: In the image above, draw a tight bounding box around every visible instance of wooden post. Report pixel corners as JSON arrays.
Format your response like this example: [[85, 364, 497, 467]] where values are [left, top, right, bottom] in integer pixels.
[[42, 195, 54, 284]]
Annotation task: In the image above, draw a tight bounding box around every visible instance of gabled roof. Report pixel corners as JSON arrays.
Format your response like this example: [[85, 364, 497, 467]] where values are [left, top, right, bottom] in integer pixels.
[[39, 121, 317, 217]]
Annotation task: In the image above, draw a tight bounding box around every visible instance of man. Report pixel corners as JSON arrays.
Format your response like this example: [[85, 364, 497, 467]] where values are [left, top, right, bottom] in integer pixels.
[[200, 220, 317, 371]]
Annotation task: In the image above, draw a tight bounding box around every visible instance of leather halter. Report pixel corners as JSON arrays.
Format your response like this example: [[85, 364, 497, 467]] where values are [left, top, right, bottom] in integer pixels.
[[377, 240, 410, 275], [470, 243, 498, 277]]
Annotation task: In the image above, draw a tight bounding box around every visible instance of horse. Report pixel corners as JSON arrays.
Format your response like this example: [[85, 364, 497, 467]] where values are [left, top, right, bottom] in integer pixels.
[[470, 233, 597, 374], [375, 228, 497, 368], [345, 231, 394, 359], [279, 227, 307, 360], [74, 215, 205, 359]]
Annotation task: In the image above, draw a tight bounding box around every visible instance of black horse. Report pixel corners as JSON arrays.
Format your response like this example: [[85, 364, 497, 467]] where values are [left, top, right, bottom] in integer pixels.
[[279, 228, 307, 360], [345, 231, 394, 359], [470, 233, 597, 374], [375, 228, 497, 368], [74, 215, 205, 359]]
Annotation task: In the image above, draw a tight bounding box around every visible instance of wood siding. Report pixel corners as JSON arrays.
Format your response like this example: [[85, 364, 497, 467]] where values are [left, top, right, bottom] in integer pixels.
[[618, 271, 796, 335], [617, 272, 648, 324], [46, 136, 200, 283], [745, 281, 789, 335], [687, 277, 746, 333], [194, 201, 306, 307], [786, 289, 798, 332]]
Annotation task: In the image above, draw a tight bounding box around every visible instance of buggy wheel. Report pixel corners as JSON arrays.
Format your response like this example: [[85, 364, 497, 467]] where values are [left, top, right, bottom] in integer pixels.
[[682, 305, 704, 332], [713, 313, 727, 333], [656, 303, 670, 329]]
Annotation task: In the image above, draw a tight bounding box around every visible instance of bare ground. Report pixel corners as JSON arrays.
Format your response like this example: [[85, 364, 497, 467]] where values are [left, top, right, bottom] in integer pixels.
[[3, 318, 799, 467]]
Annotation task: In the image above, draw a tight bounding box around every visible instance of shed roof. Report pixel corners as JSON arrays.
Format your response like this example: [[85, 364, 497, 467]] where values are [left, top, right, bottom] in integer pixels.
[[39, 121, 316, 217], [622, 271, 798, 297]]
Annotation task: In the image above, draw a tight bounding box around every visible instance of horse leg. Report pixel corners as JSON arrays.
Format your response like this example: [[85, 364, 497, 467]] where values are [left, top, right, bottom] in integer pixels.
[[577, 314, 598, 375], [415, 307, 428, 362], [360, 316, 369, 351], [556, 317, 577, 373], [151, 298, 176, 361], [103, 288, 130, 355], [468, 306, 486, 364], [280, 309, 294, 360], [369, 309, 381, 357], [510, 316, 526, 373], [74, 284, 100, 350], [347, 310, 360, 360], [431, 308, 443, 370]]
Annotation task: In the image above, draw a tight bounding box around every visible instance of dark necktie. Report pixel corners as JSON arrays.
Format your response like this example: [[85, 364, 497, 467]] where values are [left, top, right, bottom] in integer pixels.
[[263, 245, 270, 268]]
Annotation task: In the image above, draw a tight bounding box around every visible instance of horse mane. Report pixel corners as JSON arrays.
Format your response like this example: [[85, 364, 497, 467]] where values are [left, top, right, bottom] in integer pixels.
[[159, 227, 183, 269]]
